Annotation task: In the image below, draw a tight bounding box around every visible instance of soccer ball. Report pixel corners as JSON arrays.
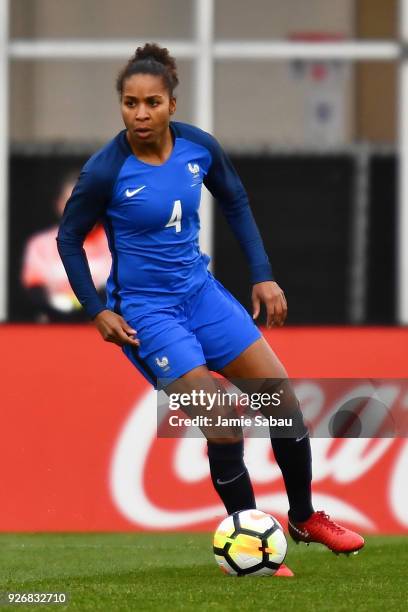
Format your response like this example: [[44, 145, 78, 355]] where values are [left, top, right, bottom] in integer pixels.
[[213, 509, 287, 576]]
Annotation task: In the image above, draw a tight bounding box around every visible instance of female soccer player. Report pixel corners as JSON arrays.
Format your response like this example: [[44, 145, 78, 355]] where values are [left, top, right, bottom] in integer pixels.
[[57, 43, 364, 575]]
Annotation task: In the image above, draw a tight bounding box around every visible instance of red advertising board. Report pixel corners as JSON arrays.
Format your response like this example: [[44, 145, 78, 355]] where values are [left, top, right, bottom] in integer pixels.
[[1, 325, 408, 533]]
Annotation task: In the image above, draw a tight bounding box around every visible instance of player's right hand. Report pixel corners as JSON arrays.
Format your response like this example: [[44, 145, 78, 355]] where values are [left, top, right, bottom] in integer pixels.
[[93, 309, 140, 347]]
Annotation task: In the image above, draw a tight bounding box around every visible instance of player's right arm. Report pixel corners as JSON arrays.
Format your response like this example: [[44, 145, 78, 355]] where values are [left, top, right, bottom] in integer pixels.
[[57, 164, 139, 347]]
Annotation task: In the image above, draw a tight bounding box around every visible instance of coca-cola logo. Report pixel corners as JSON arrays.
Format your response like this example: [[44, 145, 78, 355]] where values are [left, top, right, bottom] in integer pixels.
[[110, 382, 408, 531]]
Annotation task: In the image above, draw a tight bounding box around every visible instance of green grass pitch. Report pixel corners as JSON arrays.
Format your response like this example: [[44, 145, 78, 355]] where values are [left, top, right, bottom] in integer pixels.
[[0, 534, 407, 611]]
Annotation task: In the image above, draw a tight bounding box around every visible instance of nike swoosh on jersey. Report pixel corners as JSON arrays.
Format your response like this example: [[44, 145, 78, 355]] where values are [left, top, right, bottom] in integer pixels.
[[126, 186, 146, 197]]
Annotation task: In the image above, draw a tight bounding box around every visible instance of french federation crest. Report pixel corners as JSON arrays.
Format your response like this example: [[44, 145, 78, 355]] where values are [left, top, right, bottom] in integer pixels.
[[155, 356, 169, 369], [187, 162, 200, 176]]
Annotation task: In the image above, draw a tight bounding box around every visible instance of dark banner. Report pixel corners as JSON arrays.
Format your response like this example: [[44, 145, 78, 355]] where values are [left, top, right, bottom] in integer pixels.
[[216, 155, 353, 324], [8, 151, 396, 323]]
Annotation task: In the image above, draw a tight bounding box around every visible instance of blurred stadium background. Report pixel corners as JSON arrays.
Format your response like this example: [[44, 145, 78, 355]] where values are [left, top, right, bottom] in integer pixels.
[[1, 0, 408, 538], [2, 0, 406, 324]]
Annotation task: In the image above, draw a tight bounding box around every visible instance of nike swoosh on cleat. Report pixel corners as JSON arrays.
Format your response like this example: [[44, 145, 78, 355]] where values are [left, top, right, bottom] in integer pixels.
[[126, 186, 146, 197], [288, 519, 309, 538], [216, 470, 246, 485]]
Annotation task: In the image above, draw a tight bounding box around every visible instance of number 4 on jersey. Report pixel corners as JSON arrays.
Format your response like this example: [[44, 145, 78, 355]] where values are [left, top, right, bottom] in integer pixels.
[[165, 199, 182, 233]]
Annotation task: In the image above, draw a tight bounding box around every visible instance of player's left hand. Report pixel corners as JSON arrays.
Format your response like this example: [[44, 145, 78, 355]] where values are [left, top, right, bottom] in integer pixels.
[[252, 281, 287, 328]]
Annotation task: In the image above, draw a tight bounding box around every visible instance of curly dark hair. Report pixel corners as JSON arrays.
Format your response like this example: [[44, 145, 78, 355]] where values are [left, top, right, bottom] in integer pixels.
[[116, 42, 179, 97]]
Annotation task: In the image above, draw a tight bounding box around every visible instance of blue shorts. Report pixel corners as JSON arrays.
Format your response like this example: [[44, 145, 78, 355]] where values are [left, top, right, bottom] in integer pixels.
[[122, 274, 261, 387]]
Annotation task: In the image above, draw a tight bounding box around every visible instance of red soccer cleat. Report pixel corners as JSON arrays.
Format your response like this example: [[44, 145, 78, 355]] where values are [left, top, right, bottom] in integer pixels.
[[288, 511, 365, 555], [274, 563, 294, 577]]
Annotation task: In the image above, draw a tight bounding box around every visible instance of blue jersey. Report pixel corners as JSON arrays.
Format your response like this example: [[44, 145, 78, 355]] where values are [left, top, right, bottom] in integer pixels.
[[57, 122, 273, 320]]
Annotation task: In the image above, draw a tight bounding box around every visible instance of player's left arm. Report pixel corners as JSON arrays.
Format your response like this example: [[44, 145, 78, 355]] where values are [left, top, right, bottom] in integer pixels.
[[203, 135, 287, 327]]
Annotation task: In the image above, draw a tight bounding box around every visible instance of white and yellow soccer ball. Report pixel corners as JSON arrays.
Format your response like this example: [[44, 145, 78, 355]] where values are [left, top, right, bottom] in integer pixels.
[[213, 509, 287, 576]]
